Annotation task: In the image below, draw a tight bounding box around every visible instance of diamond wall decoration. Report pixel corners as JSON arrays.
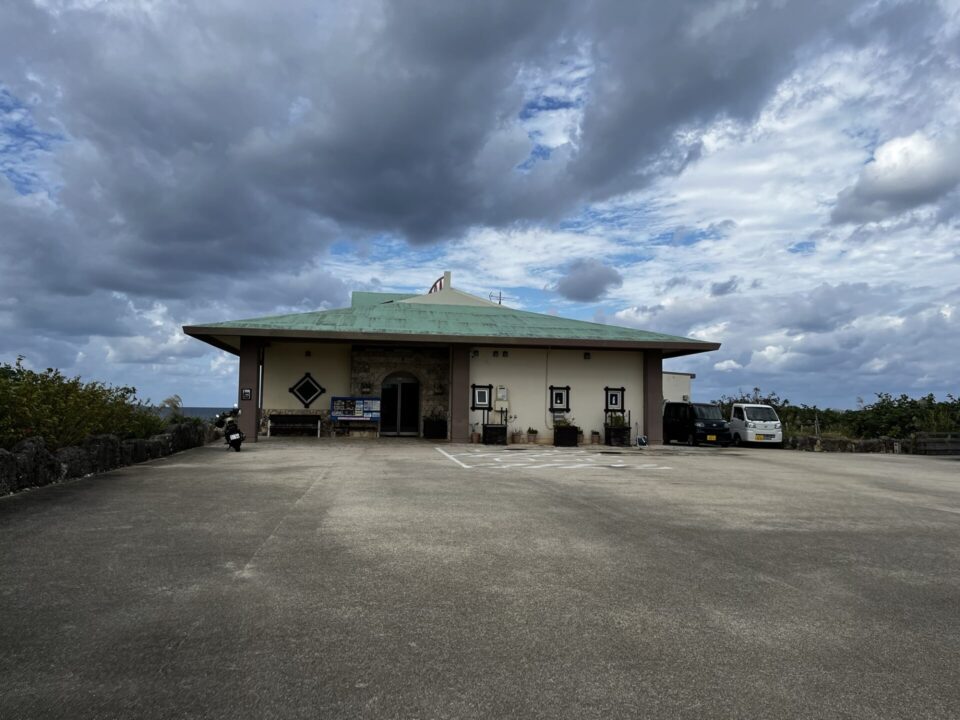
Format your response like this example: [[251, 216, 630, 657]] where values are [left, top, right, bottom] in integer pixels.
[[289, 372, 326, 408]]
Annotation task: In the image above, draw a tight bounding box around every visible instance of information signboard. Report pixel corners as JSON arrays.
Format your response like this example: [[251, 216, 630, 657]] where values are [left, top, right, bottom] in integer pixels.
[[330, 397, 381, 421]]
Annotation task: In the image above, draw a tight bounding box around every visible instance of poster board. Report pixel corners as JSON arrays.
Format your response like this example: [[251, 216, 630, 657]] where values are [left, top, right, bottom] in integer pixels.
[[330, 397, 381, 421]]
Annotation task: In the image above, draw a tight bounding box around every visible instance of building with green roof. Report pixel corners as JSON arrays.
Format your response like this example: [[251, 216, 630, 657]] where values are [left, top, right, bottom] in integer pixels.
[[183, 272, 719, 443]]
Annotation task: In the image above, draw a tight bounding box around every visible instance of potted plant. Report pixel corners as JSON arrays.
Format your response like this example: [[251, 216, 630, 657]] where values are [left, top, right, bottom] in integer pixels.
[[590, 429, 601, 445], [527, 427, 539, 444], [470, 423, 481, 444], [510, 426, 525, 444], [604, 413, 630, 447], [422, 409, 448, 440], [553, 416, 580, 447]]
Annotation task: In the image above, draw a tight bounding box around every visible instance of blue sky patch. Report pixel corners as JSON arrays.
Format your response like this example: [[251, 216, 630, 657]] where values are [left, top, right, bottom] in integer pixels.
[[516, 143, 552, 171], [0, 88, 62, 195], [788, 240, 816, 255], [518, 95, 581, 120]]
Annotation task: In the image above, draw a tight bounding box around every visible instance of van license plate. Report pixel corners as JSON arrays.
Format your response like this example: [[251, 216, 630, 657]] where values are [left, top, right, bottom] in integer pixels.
[[707, 434, 716, 441], [755, 434, 767, 440], [229, 433, 240, 441]]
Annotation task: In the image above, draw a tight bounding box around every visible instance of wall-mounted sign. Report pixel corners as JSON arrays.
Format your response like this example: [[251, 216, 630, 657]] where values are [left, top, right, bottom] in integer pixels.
[[549, 385, 570, 412], [605, 386, 625, 411], [240, 388, 253, 401], [289, 373, 326, 408], [331, 397, 381, 421], [471, 384, 493, 410]]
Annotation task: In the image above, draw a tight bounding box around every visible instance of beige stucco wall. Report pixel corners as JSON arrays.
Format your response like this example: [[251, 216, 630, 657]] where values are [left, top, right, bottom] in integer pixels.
[[262, 343, 352, 410], [663, 372, 693, 403], [468, 348, 645, 439]]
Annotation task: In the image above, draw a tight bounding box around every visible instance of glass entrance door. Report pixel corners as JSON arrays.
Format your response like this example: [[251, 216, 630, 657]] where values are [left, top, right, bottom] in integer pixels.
[[380, 375, 420, 436], [399, 382, 420, 434], [380, 385, 399, 434]]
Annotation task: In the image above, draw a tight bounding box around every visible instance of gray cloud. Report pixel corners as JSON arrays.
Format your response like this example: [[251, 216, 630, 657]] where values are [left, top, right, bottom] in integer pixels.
[[556, 259, 623, 302], [2, 1, 944, 279], [624, 279, 960, 408], [662, 277, 689, 291], [831, 133, 960, 224], [710, 276, 740, 297], [783, 283, 885, 335], [2, 0, 905, 256]]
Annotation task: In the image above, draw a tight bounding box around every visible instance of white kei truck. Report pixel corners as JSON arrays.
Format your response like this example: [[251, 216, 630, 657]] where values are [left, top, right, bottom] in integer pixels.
[[728, 403, 783, 447]]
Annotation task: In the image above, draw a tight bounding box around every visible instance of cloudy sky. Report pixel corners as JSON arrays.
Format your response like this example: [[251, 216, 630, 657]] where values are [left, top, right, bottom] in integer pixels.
[[2, 0, 958, 407]]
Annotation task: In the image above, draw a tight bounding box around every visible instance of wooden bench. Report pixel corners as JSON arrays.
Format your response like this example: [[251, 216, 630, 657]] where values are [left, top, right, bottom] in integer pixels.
[[267, 414, 321, 437], [914, 432, 960, 455]]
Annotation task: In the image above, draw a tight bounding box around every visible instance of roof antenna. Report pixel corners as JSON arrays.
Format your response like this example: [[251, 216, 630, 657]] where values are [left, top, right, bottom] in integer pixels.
[[489, 291, 503, 305]]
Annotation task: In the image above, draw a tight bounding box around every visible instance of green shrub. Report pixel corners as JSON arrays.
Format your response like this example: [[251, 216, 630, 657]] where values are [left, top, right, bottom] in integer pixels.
[[0, 357, 169, 450]]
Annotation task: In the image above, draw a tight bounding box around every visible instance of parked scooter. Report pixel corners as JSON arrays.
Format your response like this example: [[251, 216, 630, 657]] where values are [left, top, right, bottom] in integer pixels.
[[214, 408, 245, 451]]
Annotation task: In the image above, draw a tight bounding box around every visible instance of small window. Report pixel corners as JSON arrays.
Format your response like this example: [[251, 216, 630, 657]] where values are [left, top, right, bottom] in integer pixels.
[[549, 385, 570, 412], [471, 384, 493, 411], [733, 407, 744, 421]]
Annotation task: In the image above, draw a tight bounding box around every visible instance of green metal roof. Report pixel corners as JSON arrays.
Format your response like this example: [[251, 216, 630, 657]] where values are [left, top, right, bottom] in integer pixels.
[[193, 301, 708, 345], [350, 291, 418, 307]]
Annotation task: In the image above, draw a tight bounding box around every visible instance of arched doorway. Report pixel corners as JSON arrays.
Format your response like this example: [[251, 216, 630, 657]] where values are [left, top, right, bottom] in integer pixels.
[[380, 373, 420, 436]]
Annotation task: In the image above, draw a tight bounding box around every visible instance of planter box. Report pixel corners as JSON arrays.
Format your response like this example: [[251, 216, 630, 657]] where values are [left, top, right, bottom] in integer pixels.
[[553, 425, 580, 447], [483, 424, 508, 445], [527, 433, 539, 444], [423, 418, 447, 440], [605, 426, 631, 447]]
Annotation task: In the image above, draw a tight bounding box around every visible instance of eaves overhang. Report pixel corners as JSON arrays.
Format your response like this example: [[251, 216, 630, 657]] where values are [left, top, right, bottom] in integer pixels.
[[182, 325, 720, 358]]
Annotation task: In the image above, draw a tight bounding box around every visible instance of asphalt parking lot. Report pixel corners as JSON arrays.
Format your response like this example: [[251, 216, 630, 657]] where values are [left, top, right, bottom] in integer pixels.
[[1, 439, 958, 719]]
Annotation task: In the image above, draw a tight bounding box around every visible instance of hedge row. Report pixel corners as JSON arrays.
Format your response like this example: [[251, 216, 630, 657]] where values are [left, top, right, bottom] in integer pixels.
[[0, 422, 217, 496], [0, 358, 170, 451]]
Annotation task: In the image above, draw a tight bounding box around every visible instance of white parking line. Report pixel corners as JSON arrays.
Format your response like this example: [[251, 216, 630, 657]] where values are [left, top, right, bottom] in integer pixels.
[[434, 447, 472, 469], [435, 446, 672, 472]]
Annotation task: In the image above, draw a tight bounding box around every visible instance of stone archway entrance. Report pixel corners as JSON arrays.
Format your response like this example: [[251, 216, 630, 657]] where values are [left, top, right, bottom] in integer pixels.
[[380, 373, 420, 436]]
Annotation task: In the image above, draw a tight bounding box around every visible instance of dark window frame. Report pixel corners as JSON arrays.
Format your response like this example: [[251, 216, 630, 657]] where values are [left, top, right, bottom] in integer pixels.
[[549, 385, 570, 413], [604, 386, 625, 411], [471, 384, 493, 411]]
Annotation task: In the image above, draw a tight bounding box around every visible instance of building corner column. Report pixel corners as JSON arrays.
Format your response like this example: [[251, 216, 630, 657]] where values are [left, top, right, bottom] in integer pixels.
[[238, 337, 262, 442], [642, 351, 663, 445], [449, 344, 470, 442]]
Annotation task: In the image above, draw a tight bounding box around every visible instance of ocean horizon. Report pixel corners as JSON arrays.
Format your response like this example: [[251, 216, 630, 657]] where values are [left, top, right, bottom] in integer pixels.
[[156, 407, 229, 420]]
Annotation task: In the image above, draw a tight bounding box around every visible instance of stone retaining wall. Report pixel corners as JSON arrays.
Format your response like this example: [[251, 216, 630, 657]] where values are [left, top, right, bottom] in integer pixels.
[[0, 422, 217, 497], [786, 435, 903, 453]]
